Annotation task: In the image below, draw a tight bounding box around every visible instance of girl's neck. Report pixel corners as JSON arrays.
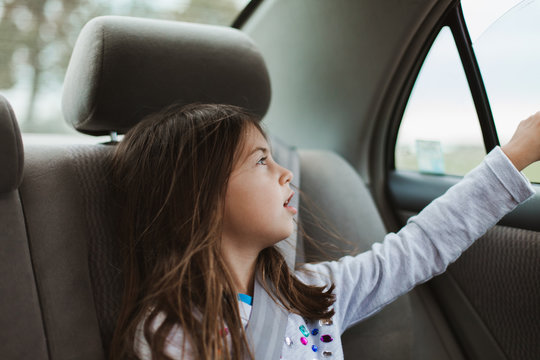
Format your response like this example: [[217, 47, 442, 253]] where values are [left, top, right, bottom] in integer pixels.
[[221, 240, 259, 296], [230, 258, 256, 296], [237, 273, 255, 296]]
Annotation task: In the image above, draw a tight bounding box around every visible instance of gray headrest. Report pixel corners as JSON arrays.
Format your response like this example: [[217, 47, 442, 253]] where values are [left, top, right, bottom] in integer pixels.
[[0, 95, 23, 192], [62, 16, 271, 136]]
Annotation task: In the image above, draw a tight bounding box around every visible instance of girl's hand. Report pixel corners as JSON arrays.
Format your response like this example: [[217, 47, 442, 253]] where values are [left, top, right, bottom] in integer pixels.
[[501, 111, 540, 171]]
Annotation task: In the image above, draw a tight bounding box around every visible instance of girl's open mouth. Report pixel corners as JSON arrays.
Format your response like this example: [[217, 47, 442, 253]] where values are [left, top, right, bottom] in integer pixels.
[[284, 192, 297, 214]]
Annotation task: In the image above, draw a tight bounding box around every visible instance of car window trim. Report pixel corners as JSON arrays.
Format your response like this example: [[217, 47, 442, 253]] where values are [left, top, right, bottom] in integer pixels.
[[445, 4, 499, 152], [232, 0, 264, 29]]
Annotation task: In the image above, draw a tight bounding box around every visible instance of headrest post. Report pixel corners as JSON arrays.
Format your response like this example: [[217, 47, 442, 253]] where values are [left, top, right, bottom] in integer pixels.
[[109, 131, 118, 142]]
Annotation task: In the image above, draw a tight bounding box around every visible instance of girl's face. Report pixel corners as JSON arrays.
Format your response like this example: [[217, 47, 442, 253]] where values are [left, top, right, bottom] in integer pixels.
[[222, 125, 297, 252]]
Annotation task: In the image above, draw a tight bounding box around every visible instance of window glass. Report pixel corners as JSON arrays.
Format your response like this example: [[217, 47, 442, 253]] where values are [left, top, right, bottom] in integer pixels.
[[395, 27, 485, 176], [472, 0, 540, 182], [0, 0, 250, 135], [461, 0, 521, 42]]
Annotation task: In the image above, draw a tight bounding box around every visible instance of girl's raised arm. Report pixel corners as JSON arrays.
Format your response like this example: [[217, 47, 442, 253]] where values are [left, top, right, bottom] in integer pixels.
[[299, 112, 540, 332]]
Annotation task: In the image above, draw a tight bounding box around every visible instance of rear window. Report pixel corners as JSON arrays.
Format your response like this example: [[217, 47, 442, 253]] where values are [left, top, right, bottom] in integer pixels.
[[0, 0, 250, 135]]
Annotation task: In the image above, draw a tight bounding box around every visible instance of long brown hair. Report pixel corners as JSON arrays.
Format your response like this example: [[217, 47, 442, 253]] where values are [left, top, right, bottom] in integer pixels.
[[109, 103, 335, 360]]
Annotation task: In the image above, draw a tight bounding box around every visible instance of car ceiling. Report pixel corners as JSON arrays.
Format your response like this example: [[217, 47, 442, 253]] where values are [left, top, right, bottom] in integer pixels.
[[241, 0, 454, 186]]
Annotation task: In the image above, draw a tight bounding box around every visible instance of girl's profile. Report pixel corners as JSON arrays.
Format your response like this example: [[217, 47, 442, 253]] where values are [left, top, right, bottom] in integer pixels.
[[109, 102, 539, 360]]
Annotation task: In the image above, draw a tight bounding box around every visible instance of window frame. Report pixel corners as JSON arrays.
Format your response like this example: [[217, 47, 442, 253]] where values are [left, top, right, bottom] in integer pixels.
[[232, 0, 263, 28], [386, 3, 498, 173]]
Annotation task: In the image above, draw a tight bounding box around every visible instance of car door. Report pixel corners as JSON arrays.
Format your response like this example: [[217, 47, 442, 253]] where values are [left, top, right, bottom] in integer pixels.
[[383, 2, 540, 359]]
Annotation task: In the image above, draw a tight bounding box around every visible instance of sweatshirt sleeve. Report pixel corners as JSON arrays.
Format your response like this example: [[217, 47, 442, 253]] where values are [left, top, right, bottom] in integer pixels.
[[298, 146, 535, 332]]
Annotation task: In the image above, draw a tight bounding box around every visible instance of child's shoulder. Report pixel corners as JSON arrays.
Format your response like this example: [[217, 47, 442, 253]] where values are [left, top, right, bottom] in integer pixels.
[[295, 257, 352, 286]]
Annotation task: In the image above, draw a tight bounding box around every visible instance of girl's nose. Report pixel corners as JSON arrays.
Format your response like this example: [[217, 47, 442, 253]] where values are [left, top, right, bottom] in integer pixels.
[[280, 166, 293, 184]]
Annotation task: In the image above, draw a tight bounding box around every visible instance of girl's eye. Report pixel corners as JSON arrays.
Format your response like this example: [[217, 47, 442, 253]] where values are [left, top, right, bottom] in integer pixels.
[[257, 156, 267, 165]]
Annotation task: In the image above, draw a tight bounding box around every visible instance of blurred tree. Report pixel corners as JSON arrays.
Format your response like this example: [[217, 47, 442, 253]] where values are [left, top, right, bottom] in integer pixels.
[[0, 0, 244, 132], [0, 0, 107, 128], [174, 0, 240, 24], [0, 2, 19, 89]]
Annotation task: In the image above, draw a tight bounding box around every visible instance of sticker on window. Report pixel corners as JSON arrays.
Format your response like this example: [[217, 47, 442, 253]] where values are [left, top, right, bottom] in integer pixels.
[[416, 140, 445, 175]]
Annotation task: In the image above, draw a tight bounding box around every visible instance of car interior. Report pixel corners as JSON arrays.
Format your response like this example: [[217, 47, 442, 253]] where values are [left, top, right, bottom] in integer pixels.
[[1, 0, 538, 359]]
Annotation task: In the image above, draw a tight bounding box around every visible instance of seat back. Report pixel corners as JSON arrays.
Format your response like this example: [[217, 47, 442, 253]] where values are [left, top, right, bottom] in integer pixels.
[[0, 95, 48, 359], [21, 144, 113, 359]]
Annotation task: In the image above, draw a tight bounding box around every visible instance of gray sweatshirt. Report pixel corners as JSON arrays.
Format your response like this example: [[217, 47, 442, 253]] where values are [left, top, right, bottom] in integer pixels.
[[135, 146, 535, 359], [282, 146, 534, 359]]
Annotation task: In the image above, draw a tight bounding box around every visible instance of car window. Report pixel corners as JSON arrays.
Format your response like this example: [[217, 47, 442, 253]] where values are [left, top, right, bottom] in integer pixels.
[[0, 0, 250, 136], [395, 26, 485, 176], [460, 0, 521, 42], [472, 0, 540, 182]]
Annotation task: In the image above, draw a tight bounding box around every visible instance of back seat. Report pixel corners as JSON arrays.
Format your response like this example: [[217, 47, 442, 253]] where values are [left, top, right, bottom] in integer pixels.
[[21, 142, 113, 359], [1, 15, 453, 359]]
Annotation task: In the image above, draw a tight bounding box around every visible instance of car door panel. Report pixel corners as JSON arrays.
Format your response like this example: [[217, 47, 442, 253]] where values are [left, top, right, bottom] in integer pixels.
[[389, 171, 540, 359]]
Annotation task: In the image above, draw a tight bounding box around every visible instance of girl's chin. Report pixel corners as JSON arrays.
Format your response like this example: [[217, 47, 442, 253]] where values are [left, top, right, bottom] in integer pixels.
[[275, 229, 296, 243]]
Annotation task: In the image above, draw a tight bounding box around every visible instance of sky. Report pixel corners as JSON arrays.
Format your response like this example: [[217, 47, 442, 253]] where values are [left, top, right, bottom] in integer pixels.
[[461, 0, 522, 42]]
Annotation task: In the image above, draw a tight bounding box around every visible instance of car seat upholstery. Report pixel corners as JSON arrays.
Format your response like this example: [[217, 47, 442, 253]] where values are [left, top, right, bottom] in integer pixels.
[[21, 142, 112, 359], [0, 95, 49, 358], [2, 15, 451, 359]]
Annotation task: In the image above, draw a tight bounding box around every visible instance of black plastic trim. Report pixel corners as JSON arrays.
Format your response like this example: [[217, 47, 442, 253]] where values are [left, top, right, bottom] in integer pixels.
[[389, 170, 540, 232], [232, 0, 264, 29], [445, 5, 499, 152]]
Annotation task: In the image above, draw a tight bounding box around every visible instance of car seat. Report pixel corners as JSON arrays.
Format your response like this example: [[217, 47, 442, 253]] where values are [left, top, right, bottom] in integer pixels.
[[0, 95, 49, 358], [1, 15, 456, 359]]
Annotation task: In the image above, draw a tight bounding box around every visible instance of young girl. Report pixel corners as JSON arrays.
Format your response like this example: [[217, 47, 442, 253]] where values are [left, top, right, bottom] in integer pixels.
[[109, 102, 538, 360]]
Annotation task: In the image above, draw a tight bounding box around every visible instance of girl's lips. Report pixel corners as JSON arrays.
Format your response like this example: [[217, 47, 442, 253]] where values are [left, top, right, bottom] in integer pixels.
[[283, 191, 296, 214], [285, 205, 297, 214], [283, 191, 295, 206]]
